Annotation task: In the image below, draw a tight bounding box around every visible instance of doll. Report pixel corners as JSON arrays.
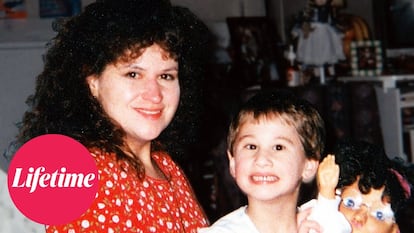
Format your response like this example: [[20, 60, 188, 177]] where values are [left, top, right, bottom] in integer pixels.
[[292, 0, 345, 82], [301, 140, 413, 233]]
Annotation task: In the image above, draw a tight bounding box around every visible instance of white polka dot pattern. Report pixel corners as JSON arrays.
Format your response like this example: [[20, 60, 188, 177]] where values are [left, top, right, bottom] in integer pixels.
[[45, 150, 208, 232]]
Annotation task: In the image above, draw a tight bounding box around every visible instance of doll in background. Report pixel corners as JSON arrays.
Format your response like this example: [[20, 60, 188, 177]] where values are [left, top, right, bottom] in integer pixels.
[[291, 0, 345, 79], [301, 140, 413, 233]]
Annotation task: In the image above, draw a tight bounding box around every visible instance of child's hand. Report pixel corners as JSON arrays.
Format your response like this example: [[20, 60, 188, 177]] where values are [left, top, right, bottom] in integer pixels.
[[317, 154, 339, 199], [297, 208, 322, 233]]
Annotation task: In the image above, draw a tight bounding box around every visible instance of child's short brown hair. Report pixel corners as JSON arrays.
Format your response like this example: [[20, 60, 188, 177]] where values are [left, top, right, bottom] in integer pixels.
[[227, 90, 325, 160]]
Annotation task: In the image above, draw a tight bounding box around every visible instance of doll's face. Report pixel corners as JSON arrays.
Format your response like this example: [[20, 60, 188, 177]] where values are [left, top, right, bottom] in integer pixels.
[[339, 181, 399, 233]]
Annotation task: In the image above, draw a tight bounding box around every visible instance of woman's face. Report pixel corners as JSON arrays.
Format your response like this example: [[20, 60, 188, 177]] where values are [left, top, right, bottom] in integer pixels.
[[339, 181, 399, 233], [87, 44, 180, 146]]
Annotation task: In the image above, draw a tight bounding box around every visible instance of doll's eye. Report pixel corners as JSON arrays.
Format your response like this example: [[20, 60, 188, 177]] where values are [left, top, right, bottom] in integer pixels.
[[370, 205, 395, 222], [342, 197, 360, 209], [372, 210, 385, 221]]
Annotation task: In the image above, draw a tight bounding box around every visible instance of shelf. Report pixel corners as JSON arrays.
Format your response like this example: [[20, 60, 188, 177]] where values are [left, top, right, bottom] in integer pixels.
[[401, 100, 414, 108], [339, 76, 414, 162], [339, 75, 414, 90]]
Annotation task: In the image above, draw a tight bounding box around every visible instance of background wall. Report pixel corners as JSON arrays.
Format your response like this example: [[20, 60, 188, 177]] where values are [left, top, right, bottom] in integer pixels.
[[165, 0, 374, 45], [267, 0, 374, 43], [172, 0, 266, 21], [22, 0, 375, 31], [23, 0, 266, 20], [22, 0, 376, 45], [0, 0, 377, 168]]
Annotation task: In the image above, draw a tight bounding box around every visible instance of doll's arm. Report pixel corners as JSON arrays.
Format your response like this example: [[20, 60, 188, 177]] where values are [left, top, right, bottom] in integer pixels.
[[317, 154, 339, 199]]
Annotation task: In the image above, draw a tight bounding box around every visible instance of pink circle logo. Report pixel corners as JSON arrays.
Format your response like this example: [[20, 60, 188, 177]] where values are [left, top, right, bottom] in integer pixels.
[[7, 134, 99, 225]]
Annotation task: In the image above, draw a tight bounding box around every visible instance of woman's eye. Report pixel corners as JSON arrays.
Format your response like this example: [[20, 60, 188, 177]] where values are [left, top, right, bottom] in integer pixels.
[[127, 72, 139, 78], [272, 145, 284, 151], [160, 74, 175, 80]]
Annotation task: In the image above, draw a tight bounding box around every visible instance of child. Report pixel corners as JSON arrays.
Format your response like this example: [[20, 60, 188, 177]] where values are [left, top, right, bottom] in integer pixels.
[[303, 140, 413, 233], [199, 90, 326, 233]]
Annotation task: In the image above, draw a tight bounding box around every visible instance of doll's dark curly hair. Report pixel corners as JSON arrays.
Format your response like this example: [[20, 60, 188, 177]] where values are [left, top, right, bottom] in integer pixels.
[[16, 0, 210, 177], [334, 140, 413, 219]]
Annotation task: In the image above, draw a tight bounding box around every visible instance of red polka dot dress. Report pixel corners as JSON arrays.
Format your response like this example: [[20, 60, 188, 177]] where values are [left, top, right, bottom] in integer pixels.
[[46, 149, 209, 233]]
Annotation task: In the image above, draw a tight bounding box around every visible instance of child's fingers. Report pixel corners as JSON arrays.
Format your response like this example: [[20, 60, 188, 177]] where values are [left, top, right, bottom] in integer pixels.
[[297, 207, 312, 224], [297, 219, 322, 233]]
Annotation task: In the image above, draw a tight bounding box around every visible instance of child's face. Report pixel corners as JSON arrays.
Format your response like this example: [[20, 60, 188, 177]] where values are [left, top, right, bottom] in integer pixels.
[[228, 117, 318, 203], [339, 181, 399, 233]]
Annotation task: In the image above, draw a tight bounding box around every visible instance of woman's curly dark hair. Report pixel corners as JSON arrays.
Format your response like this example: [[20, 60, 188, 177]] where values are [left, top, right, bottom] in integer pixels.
[[16, 0, 210, 177], [334, 139, 413, 219]]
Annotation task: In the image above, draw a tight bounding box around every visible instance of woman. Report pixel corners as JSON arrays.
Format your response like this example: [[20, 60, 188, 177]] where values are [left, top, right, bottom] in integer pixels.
[[14, 0, 210, 232]]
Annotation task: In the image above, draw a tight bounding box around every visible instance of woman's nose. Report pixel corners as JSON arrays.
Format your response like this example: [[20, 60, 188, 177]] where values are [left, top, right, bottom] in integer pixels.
[[142, 78, 162, 103]]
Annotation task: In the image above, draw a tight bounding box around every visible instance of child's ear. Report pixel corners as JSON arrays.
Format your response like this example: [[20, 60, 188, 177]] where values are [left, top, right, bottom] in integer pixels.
[[227, 150, 236, 178], [302, 158, 319, 183]]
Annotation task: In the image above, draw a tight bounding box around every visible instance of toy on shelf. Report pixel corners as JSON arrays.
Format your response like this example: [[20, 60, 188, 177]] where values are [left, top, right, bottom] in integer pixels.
[[291, 0, 345, 84]]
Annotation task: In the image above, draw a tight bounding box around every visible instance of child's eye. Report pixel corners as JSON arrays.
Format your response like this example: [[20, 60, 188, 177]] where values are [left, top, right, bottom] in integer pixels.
[[245, 144, 257, 150], [272, 145, 284, 151]]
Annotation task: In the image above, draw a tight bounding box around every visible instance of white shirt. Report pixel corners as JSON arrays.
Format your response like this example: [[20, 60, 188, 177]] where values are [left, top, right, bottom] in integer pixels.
[[300, 195, 352, 233], [198, 206, 260, 233]]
